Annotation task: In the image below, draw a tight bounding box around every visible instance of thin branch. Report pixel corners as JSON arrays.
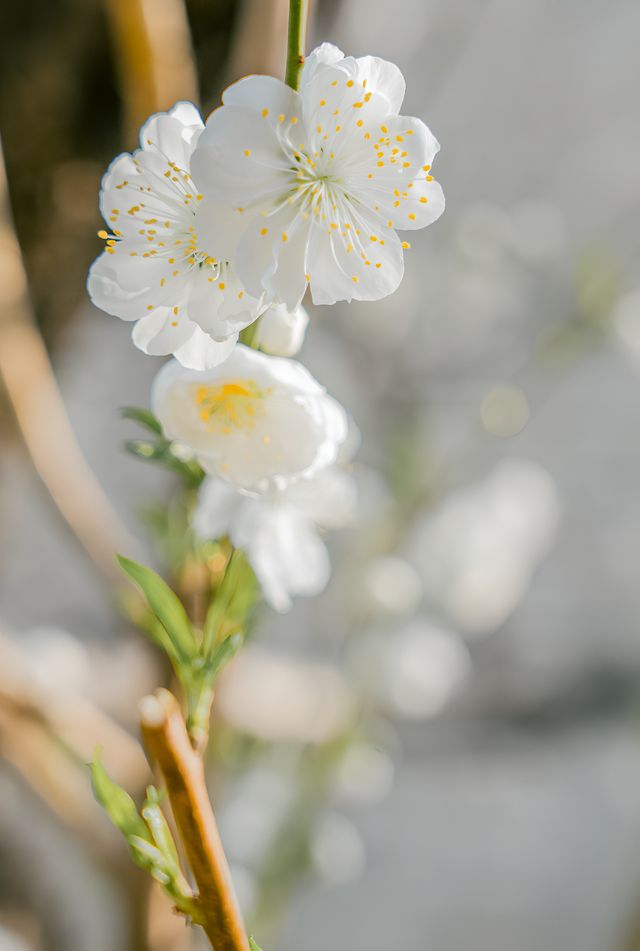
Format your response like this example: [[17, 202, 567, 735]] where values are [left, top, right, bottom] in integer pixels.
[[227, 0, 289, 84], [0, 138, 140, 581], [0, 625, 149, 850], [140, 689, 249, 951], [284, 0, 309, 91], [103, 0, 198, 145]]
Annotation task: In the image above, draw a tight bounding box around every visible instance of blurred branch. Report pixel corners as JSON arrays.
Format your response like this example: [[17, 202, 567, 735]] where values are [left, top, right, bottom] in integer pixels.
[[104, 0, 198, 143], [228, 0, 316, 84], [227, 0, 290, 82], [0, 624, 148, 847], [141, 689, 250, 951], [0, 138, 139, 582]]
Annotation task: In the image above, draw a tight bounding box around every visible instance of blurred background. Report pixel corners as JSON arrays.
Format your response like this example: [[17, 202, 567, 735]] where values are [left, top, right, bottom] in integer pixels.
[[1, 1, 640, 949]]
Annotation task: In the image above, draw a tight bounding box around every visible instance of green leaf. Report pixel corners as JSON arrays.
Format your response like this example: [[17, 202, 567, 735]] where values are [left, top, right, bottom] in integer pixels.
[[202, 550, 258, 655], [117, 555, 194, 665], [249, 939, 264, 951], [202, 632, 244, 679], [121, 406, 163, 435], [90, 751, 149, 841]]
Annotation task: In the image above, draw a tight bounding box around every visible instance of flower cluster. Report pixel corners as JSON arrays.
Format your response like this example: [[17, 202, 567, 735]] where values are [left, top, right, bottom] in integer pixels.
[[89, 43, 443, 610]]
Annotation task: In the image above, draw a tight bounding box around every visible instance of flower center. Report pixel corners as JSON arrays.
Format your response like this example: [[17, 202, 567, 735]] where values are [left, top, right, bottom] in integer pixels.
[[193, 380, 269, 434]]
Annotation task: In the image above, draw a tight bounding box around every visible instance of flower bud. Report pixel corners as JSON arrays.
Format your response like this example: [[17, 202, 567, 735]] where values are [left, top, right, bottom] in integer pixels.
[[254, 302, 309, 357]]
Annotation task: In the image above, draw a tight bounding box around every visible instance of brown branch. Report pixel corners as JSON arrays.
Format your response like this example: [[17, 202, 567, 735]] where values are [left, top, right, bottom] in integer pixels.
[[140, 689, 250, 951], [0, 137, 141, 581], [104, 0, 198, 145], [0, 628, 150, 876]]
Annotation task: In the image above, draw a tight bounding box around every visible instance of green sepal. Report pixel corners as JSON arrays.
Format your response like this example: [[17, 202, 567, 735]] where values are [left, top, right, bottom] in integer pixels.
[[117, 555, 194, 666]]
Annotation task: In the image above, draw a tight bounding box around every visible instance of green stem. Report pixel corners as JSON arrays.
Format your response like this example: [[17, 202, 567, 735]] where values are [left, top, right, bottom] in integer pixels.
[[284, 0, 309, 91]]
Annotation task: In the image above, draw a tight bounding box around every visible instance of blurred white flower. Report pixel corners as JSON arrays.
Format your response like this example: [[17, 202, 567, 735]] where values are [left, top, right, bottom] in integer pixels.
[[385, 622, 471, 719], [360, 554, 423, 616], [334, 744, 395, 804], [352, 621, 470, 720], [87, 102, 263, 370], [613, 289, 640, 372], [152, 345, 348, 492], [216, 647, 357, 742], [409, 459, 559, 636], [480, 384, 530, 437], [194, 467, 356, 610], [191, 43, 444, 309], [311, 812, 366, 886], [253, 301, 309, 356]]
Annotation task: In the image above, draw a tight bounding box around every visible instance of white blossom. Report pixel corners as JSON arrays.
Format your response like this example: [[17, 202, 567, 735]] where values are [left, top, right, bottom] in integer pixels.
[[252, 301, 309, 356], [87, 102, 263, 370], [152, 345, 348, 492], [193, 467, 356, 611], [191, 43, 444, 310]]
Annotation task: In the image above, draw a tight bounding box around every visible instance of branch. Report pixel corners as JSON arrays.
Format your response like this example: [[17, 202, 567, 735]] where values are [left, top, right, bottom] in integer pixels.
[[0, 137, 140, 581], [284, 0, 309, 91], [140, 689, 249, 951]]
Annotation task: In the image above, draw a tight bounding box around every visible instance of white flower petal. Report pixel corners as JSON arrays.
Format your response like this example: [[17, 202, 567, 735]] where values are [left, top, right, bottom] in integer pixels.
[[132, 309, 196, 356], [152, 348, 348, 492], [193, 464, 355, 612], [193, 478, 243, 539], [235, 202, 310, 309], [254, 302, 309, 356], [193, 198, 251, 261], [301, 68, 392, 152], [90, 101, 262, 365], [234, 505, 331, 612], [99, 152, 140, 226], [190, 44, 444, 307], [222, 74, 299, 124], [87, 253, 154, 321], [173, 326, 238, 371], [301, 42, 345, 86], [308, 204, 404, 305], [140, 101, 203, 168], [354, 55, 406, 114], [350, 115, 443, 230], [187, 265, 260, 338], [233, 210, 279, 301], [286, 468, 357, 529], [191, 105, 292, 206]]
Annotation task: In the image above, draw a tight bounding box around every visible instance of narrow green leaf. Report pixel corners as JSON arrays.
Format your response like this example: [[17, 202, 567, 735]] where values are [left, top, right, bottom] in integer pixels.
[[203, 632, 244, 679], [90, 751, 149, 842], [202, 550, 257, 655], [121, 406, 163, 435], [117, 555, 194, 664], [249, 938, 264, 951]]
